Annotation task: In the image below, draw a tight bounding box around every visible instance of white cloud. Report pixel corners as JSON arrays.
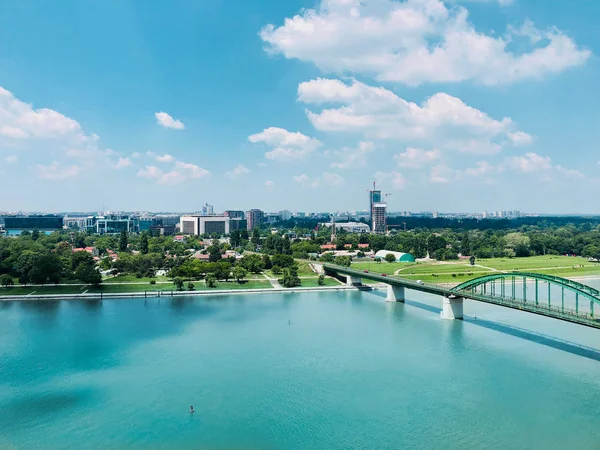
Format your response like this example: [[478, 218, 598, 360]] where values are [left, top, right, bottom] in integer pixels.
[[430, 164, 458, 183], [261, 0, 590, 86], [248, 127, 322, 162], [463, 161, 496, 177], [226, 164, 250, 179], [330, 141, 374, 169], [375, 171, 407, 190], [113, 157, 132, 169], [131, 152, 141, 158], [293, 172, 345, 188], [293, 173, 319, 188], [507, 131, 534, 146], [156, 153, 174, 163], [299, 78, 528, 154], [4, 155, 18, 164], [257, 162, 267, 167], [504, 152, 552, 172], [36, 161, 81, 180], [265, 180, 274, 188], [394, 147, 441, 168], [174, 161, 210, 179], [0, 87, 90, 142], [155, 112, 185, 130], [0, 126, 28, 138], [137, 165, 163, 179], [424, 153, 584, 185]]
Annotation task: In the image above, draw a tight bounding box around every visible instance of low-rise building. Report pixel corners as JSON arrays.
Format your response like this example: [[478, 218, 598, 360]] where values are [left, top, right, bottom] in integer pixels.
[[320, 221, 371, 233], [179, 215, 230, 236]]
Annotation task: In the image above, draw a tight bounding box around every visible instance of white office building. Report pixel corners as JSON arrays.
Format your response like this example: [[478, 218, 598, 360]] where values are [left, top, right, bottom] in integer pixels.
[[180, 215, 230, 235]]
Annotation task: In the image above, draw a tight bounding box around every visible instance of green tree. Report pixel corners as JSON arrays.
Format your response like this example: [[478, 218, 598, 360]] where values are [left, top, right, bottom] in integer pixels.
[[319, 252, 335, 263], [75, 263, 102, 285], [279, 266, 301, 288], [205, 274, 217, 288], [317, 274, 325, 286], [233, 266, 247, 283], [173, 277, 184, 291], [240, 254, 265, 273], [208, 245, 222, 262], [139, 232, 149, 254], [251, 227, 260, 245], [119, 231, 129, 252], [334, 255, 352, 267], [31, 229, 40, 241], [0, 274, 14, 288], [187, 282, 195, 291], [384, 253, 396, 263], [262, 254, 272, 270]]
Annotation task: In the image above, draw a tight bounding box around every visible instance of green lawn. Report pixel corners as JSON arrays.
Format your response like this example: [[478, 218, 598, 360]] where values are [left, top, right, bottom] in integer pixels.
[[299, 277, 341, 288], [0, 280, 273, 296], [265, 260, 317, 278], [350, 261, 417, 275], [0, 285, 89, 296], [400, 264, 487, 275], [103, 274, 170, 283], [476, 255, 592, 270], [349, 255, 600, 286]]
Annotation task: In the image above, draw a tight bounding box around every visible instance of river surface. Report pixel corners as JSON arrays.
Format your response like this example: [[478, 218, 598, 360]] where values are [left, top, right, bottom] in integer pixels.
[[1, 288, 600, 449]]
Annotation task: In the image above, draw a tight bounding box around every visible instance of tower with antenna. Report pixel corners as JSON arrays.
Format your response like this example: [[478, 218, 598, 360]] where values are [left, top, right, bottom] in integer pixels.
[[367, 181, 388, 234], [330, 215, 336, 243]]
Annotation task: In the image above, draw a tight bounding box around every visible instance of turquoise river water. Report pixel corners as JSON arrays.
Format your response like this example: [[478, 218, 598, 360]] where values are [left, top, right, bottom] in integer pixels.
[[1, 287, 600, 449]]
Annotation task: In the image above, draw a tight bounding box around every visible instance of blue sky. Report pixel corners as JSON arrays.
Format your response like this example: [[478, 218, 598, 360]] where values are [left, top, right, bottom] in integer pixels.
[[0, 0, 598, 214]]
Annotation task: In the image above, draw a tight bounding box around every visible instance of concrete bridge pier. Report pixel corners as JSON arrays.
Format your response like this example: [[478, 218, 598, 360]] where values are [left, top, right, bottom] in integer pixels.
[[385, 285, 405, 302], [346, 276, 362, 286], [441, 295, 463, 320]]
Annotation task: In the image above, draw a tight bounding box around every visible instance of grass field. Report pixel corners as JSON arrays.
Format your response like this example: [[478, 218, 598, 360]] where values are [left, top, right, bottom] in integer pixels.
[[265, 260, 317, 278], [350, 261, 417, 275], [299, 277, 341, 288], [476, 255, 592, 270], [0, 280, 273, 296], [103, 275, 170, 283], [349, 255, 600, 285]]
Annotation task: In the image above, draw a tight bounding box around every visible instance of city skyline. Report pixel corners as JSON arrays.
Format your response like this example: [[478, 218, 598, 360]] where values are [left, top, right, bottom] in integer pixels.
[[0, 0, 599, 213]]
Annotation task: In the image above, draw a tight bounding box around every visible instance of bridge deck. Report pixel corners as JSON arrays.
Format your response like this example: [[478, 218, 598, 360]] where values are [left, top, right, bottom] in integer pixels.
[[323, 264, 600, 330]]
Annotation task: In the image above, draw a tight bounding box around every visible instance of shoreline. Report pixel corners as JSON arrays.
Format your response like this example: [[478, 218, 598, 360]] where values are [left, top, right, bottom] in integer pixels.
[[0, 284, 360, 302]]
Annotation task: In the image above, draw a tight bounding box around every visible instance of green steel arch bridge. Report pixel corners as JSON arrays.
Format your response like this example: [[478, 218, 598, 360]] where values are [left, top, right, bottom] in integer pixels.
[[321, 264, 600, 329]]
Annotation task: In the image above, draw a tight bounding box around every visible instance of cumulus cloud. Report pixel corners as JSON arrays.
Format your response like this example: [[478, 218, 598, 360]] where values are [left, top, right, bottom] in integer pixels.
[[248, 127, 322, 161], [36, 161, 81, 180], [137, 165, 163, 180], [265, 180, 275, 188], [113, 157, 132, 169], [330, 141, 375, 169], [504, 152, 551, 172], [156, 153, 174, 163], [293, 172, 345, 188], [226, 164, 250, 179], [4, 155, 18, 164], [426, 153, 584, 184], [261, 0, 590, 86], [174, 161, 210, 179], [299, 78, 529, 154], [394, 147, 441, 168], [155, 112, 185, 130], [375, 170, 408, 190]]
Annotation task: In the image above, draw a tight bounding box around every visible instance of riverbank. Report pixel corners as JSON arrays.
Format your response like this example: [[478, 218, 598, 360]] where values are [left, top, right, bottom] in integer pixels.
[[0, 283, 358, 301]]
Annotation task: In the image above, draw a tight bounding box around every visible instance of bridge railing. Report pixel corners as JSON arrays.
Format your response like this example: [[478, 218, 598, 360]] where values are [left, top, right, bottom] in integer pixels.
[[460, 290, 599, 324]]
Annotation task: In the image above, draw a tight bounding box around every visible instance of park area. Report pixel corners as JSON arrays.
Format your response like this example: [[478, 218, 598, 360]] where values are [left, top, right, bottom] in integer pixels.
[[351, 255, 600, 284]]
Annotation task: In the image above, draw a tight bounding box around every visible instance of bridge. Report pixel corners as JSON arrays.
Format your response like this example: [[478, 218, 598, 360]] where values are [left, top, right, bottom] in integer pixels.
[[321, 264, 600, 329]]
